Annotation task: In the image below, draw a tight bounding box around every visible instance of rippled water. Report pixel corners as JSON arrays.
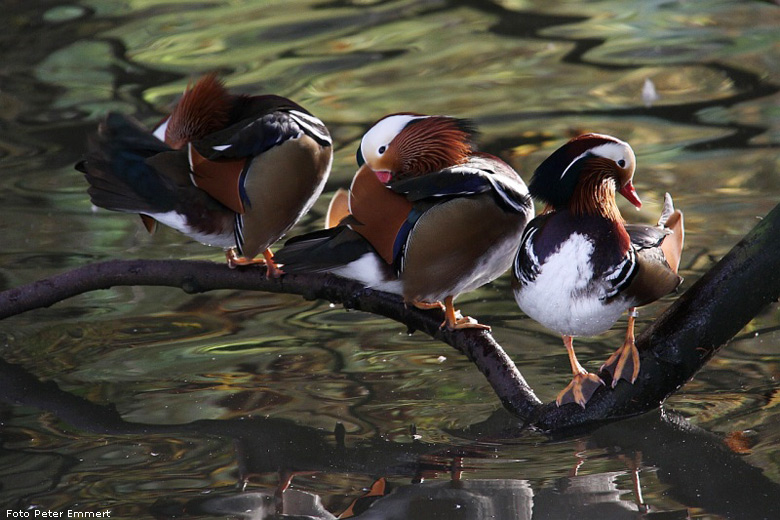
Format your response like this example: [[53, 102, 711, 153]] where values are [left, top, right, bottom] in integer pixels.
[[1, 0, 778, 518]]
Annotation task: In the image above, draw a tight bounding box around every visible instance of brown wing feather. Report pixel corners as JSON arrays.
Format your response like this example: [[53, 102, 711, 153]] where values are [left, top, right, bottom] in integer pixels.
[[625, 252, 683, 307], [188, 144, 247, 214], [140, 214, 158, 234], [348, 165, 412, 264], [625, 203, 685, 307]]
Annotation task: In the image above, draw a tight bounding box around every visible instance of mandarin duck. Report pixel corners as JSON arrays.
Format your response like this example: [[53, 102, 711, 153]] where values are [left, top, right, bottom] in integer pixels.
[[275, 113, 534, 330], [512, 134, 684, 407], [78, 73, 333, 276]]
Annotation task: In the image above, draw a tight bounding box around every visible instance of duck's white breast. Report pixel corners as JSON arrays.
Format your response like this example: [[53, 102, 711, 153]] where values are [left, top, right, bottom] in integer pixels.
[[514, 233, 626, 337]]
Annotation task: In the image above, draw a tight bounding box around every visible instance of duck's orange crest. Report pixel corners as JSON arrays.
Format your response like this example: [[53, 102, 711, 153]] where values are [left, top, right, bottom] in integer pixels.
[[569, 157, 624, 221], [165, 73, 233, 148], [394, 117, 472, 177]]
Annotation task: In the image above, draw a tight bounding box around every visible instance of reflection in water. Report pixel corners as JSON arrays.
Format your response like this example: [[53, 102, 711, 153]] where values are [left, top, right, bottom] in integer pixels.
[[0, 0, 778, 517], [1, 357, 777, 519]]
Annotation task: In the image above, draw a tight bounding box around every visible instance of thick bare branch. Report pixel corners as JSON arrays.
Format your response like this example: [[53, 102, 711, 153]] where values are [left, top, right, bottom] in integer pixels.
[[0, 259, 542, 418], [1, 202, 777, 432]]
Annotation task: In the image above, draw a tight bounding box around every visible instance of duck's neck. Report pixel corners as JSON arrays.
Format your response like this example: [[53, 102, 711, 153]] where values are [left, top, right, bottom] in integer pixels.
[[568, 173, 623, 223]]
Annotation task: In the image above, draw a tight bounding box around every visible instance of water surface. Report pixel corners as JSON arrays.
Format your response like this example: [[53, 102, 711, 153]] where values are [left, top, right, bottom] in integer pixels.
[[0, 0, 778, 518]]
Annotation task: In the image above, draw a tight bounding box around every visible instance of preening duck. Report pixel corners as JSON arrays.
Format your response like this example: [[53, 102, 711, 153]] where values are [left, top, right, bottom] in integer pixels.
[[276, 113, 534, 330], [79, 73, 333, 277]]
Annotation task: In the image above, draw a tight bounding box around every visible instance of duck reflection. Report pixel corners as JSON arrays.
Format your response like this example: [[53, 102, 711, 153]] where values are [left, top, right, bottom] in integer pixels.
[[155, 472, 688, 519], [153, 488, 336, 519], [0, 357, 776, 519]]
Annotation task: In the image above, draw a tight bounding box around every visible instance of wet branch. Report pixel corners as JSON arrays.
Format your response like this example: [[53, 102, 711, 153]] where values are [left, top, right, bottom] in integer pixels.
[[0, 258, 542, 419], [1, 202, 778, 432]]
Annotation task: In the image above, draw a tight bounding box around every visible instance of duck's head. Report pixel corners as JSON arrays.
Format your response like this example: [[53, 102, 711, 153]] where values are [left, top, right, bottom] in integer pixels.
[[529, 133, 640, 218], [356, 113, 475, 184], [161, 73, 233, 149]]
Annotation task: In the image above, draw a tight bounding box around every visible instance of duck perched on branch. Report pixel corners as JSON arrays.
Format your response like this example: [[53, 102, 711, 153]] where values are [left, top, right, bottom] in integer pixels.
[[512, 134, 684, 407], [276, 113, 534, 330], [78, 73, 333, 277]]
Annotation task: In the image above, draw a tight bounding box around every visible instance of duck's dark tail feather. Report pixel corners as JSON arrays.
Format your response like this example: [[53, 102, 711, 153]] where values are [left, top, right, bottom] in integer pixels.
[[78, 112, 178, 216], [275, 226, 376, 273]]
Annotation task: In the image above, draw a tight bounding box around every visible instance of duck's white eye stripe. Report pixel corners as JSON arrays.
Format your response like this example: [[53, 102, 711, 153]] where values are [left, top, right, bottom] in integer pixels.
[[361, 114, 426, 163], [559, 141, 631, 180], [559, 150, 590, 180]]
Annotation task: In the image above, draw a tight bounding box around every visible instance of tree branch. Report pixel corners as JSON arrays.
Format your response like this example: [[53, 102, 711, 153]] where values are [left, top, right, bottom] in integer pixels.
[[1, 202, 778, 432], [0, 259, 542, 418]]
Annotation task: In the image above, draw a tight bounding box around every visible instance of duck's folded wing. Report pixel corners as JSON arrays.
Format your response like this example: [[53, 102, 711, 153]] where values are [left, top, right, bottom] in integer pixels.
[[389, 157, 531, 213], [618, 224, 683, 306], [626, 223, 671, 250], [193, 109, 331, 161], [79, 113, 188, 215]]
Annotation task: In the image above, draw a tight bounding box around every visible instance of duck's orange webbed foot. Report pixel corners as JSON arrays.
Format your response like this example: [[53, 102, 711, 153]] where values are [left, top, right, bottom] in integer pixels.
[[226, 248, 285, 278], [556, 334, 605, 407], [411, 300, 446, 311], [600, 341, 640, 388], [556, 372, 604, 408], [600, 309, 640, 387]]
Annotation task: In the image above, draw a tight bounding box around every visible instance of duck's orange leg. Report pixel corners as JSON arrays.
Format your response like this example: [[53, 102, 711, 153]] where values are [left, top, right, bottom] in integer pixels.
[[621, 452, 649, 513], [261, 249, 284, 278], [442, 295, 490, 331], [226, 247, 284, 278], [557, 335, 604, 408], [600, 308, 641, 388]]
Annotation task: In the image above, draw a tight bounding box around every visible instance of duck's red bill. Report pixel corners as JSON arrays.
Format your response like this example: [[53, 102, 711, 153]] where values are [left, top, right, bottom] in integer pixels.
[[619, 181, 642, 209], [375, 170, 392, 184]]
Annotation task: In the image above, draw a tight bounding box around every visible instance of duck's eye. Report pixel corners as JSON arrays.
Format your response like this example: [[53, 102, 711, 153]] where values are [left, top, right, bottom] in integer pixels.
[[378, 145, 387, 155], [617, 159, 626, 168]]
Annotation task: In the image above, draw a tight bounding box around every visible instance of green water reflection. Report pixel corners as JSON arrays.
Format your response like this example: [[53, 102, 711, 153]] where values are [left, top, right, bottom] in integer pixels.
[[0, 0, 778, 518]]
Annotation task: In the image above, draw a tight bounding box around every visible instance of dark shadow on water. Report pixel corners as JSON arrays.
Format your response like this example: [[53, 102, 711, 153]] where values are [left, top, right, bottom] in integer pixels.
[[1, 357, 777, 519]]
